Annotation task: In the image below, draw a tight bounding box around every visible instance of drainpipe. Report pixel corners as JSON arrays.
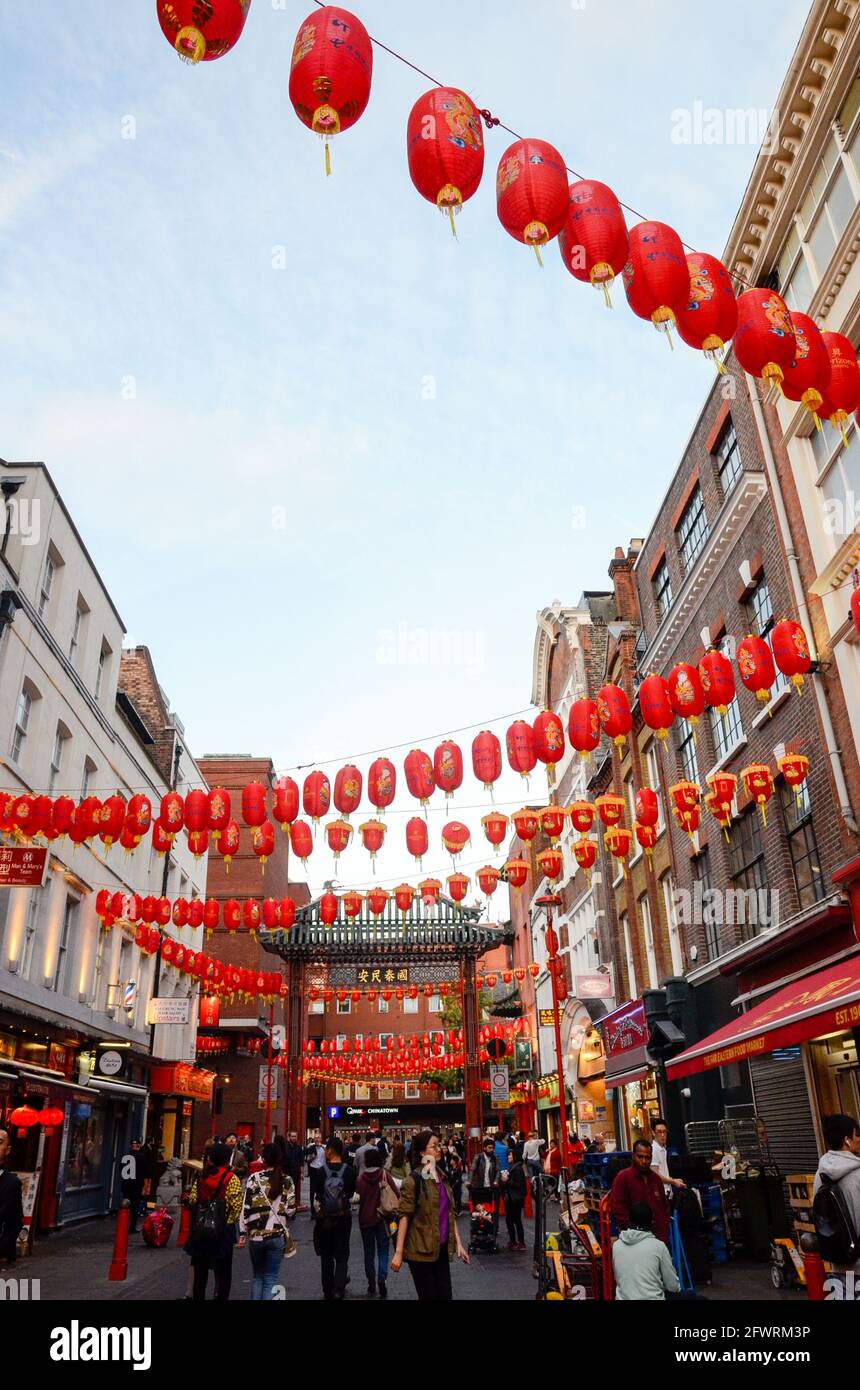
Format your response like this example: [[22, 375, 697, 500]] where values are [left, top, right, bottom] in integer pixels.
[[746, 373, 859, 835]]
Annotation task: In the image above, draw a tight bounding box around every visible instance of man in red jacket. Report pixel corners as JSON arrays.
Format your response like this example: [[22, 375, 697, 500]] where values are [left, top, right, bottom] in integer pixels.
[[611, 1140, 670, 1245]]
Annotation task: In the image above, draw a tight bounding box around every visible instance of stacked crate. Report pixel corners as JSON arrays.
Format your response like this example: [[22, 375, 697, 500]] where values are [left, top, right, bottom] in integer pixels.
[[786, 1173, 816, 1244], [693, 1183, 727, 1265]]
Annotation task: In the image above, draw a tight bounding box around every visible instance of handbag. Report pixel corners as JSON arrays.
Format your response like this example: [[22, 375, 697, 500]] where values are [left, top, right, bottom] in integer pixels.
[[377, 1173, 400, 1221]]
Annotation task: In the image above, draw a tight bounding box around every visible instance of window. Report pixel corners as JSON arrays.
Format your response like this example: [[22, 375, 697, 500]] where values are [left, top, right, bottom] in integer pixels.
[[715, 422, 742, 497], [92, 925, 106, 1009], [780, 781, 824, 909], [638, 893, 658, 989], [38, 554, 55, 619], [377, 997, 389, 1014], [309, 998, 325, 1015], [69, 600, 85, 663], [335, 1083, 351, 1100], [677, 720, 699, 785], [694, 850, 721, 961], [379, 1033, 394, 1052], [48, 725, 67, 794], [21, 891, 41, 981], [728, 811, 769, 934], [620, 910, 636, 999], [710, 697, 744, 762], [660, 871, 684, 976], [10, 686, 32, 762], [746, 579, 790, 698], [676, 485, 709, 574], [429, 995, 444, 1014], [403, 996, 419, 1014], [80, 757, 96, 800], [52, 896, 78, 993], [94, 642, 110, 700], [404, 1081, 419, 1099], [336, 997, 351, 1015], [777, 118, 860, 311], [810, 413, 860, 536], [653, 557, 673, 620]]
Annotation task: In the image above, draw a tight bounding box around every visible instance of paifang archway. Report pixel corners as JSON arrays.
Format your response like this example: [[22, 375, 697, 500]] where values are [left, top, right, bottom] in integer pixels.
[[261, 894, 512, 1158]]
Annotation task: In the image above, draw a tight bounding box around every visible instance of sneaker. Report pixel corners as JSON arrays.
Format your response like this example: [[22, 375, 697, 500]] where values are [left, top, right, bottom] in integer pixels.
[[506, 1241, 517, 1251], [378, 1278, 387, 1299]]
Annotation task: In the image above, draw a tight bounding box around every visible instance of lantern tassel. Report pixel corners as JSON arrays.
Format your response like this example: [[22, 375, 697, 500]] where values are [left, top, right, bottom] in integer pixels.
[[325, 142, 332, 178], [532, 244, 544, 269], [447, 206, 457, 239], [602, 283, 613, 310]]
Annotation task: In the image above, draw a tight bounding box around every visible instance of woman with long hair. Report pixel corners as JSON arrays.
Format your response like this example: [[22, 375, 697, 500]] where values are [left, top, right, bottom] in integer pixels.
[[238, 1141, 296, 1300], [385, 1140, 410, 1186], [391, 1130, 469, 1301]]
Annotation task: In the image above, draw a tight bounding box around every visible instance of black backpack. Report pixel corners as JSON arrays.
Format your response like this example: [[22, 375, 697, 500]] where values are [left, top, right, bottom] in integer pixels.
[[191, 1171, 231, 1257], [319, 1164, 349, 1223], [813, 1170, 860, 1266]]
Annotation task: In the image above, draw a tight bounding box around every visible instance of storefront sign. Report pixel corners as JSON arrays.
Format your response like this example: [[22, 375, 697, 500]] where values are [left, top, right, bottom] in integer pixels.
[[150, 1063, 215, 1101], [94, 1047, 126, 1079], [513, 1039, 532, 1072], [199, 995, 220, 1028], [598, 1000, 652, 1090], [356, 966, 410, 985], [0, 846, 47, 888], [146, 997, 191, 1026], [539, 1009, 556, 1028], [575, 974, 614, 1000]]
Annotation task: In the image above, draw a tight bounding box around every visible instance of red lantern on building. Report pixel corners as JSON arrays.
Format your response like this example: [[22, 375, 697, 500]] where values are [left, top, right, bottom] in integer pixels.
[[782, 313, 831, 425], [558, 178, 629, 306], [203, 899, 220, 936], [156, 896, 172, 927], [675, 252, 738, 370], [342, 890, 363, 920], [98, 795, 125, 849], [496, 138, 569, 266], [622, 221, 690, 340], [242, 900, 261, 937], [159, 791, 184, 834], [567, 800, 595, 836], [481, 811, 509, 853], [568, 699, 600, 761], [506, 720, 537, 780], [477, 865, 500, 897], [512, 808, 539, 844], [442, 821, 471, 861], [172, 898, 189, 929], [242, 782, 267, 829], [532, 710, 565, 787], [705, 789, 732, 835], [447, 872, 471, 904], [737, 634, 776, 703], [667, 663, 705, 730], [778, 751, 809, 793], [50, 794, 75, 839], [359, 819, 387, 863], [597, 683, 632, 747], [538, 805, 566, 842], [471, 730, 502, 793], [404, 749, 435, 807], [405, 816, 428, 867], [605, 826, 633, 872], [332, 764, 362, 819], [742, 763, 774, 826], [407, 87, 485, 234], [252, 820, 275, 872], [733, 288, 796, 393], [157, 0, 251, 64], [638, 673, 675, 741], [669, 781, 701, 837], [505, 858, 529, 890], [433, 740, 463, 803], [217, 819, 240, 871], [707, 770, 737, 811], [289, 6, 373, 176], [695, 650, 734, 723], [595, 793, 625, 828], [320, 892, 339, 927], [273, 776, 299, 832], [635, 822, 658, 858], [771, 618, 812, 691], [368, 757, 396, 813], [9, 1104, 39, 1138], [537, 847, 563, 882], [325, 818, 353, 859], [816, 332, 860, 438], [204, 786, 230, 836], [634, 786, 659, 828], [366, 887, 389, 919], [289, 819, 313, 865]]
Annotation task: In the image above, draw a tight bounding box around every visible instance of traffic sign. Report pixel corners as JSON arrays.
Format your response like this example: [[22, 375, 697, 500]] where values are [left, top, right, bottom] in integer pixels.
[[489, 1064, 510, 1105]]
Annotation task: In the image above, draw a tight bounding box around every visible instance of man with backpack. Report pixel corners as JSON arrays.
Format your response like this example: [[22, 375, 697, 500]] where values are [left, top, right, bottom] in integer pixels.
[[313, 1136, 357, 1300], [186, 1143, 244, 1301], [813, 1112, 860, 1292]]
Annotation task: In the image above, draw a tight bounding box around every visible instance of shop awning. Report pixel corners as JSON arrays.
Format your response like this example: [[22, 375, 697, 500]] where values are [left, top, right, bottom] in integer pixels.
[[667, 953, 860, 1081]]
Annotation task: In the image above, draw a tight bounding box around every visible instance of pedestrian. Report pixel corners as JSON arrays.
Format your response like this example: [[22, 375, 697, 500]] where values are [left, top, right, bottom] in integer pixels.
[[386, 1140, 410, 1186], [356, 1148, 399, 1298], [522, 1130, 543, 1179], [120, 1138, 144, 1233], [355, 1131, 380, 1176], [468, 1136, 501, 1241], [504, 1150, 528, 1251], [813, 1112, 860, 1287], [612, 1202, 681, 1301], [391, 1130, 469, 1300], [610, 1140, 671, 1245], [651, 1118, 686, 1199], [494, 1131, 511, 1175], [305, 1129, 327, 1217], [447, 1148, 464, 1214], [376, 1130, 391, 1163], [238, 1142, 296, 1300], [283, 1129, 304, 1200], [544, 1137, 562, 1198], [186, 1142, 244, 1302], [223, 1132, 249, 1180], [313, 1136, 356, 1300], [0, 1128, 23, 1266], [568, 1131, 586, 1165]]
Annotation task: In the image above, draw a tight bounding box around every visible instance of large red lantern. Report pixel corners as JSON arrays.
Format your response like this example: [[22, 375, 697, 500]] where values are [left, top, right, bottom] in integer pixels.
[[596, 683, 632, 747], [320, 892, 339, 928], [433, 740, 463, 803], [539, 805, 566, 841], [481, 810, 509, 853], [368, 757, 396, 813], [733, 288, 796, 393], [157, 0, 251, 64], [537, 847, 563, 882], [289, 819, 313, 865], [771, 619, 812, 691], [203, 899, 220, 936], [325, 818, 353, 859], [184, 788, 208, 834], [634, 786, 659, 828], [675, 252, 738, 370], [393, 883, 415, 916], [595, 793, 625, 828], [638, 673, 674, 741], [217, 819, 240, 871], [359, 819, 387, 863], [9, 1105, 39, 1138], [278, 897, 296, 930], [604, 826, 633, 871], [622, 221, 690, 339], [419, 878, 442, 907], [366, 887, 389, 919], [782, 313, 831, 425], [699, 649, 736, 716], [741, 763, 774, 827], [568, 698, 600, 760], [273, 777, 299, 832], [303, 771, 331, 825], [816, 332, 860, 439], [252, 820, 275, 871], [477, 865, 500, 897], [506, 720, 537, 780], [667, 662, 705, 728], [341, 890, 362, 920], [125, 793, 151, 839], [150, 820, 174, 857], [447, 872, 471, 904], [405, 816, 429, 867], [558, 179, 629, 306], [204, 786, 230, 836], [496, 138, 569, 266], [707, 770, 737, 811], [289, 7, 373, 175], [242, 782, 267, 829], [669, 781, 701, 837], [532, 710, 565, 786], [172, 897, 189, 929], [512, 808, 539, 844], [471, 730, 502, 792], [242, 901, 261, 937], [635, 822, 658, 857], [778, 752, 809, 794], [333, 765, 362, 818], [98, 795, 125, 849], [187, 828, 209, 859], [159, 791, 184, 834], [407, 87, 485, 234], [50, 794, 75, 839], [404, 749, 435, 807], [442, 821, 470, 861], [504, 858, 529, 890], [737, 634, 776, 704], [567, 800, 595, 835]]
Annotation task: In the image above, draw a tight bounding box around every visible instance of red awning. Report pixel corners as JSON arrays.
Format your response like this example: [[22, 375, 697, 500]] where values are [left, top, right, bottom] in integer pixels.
[[667, 953, 860, 1080]]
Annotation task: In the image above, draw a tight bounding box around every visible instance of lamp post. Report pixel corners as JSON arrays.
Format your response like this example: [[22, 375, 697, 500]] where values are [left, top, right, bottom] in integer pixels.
[[535, 892, 571, 1169]]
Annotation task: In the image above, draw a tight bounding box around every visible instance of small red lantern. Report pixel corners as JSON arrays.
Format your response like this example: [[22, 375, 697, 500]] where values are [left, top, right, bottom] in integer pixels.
[[419, 878, 441, 907], [205, 786, 230, 836], [342, 890, 363, 919], [366, 887, 389, 919], [532, 710, 565, 787], [273, 777, 299, 831], [782, 313, 831, 424], [217, 819, 240, 870], [405, 749, 435, 807], [496, 138, 569, 266], [98, 795, 125, 848], [303, 771, 331, 824], [537, 847, 563, 882], [705, 790, 732, 835], [737, 634, 776, 704], [325, 818, 353, 859], [289, 6, 373, 176], [278, 897, 296, 930], [529, 963, 540, 979], [667, 663, 706, 727], [595, 794, 625, 828], [816, 332, 860, 439], [405, 816, 428, 867], [634, 786, 659, 828], [125, 793, 152, 839], [442, 821, 471, 861], [157, 0, 251, 64], [638, 673, 674, 741], [394, 883, 415, 915], [669, 780, 701, 837], [477, 866, 500, 897], [289, 819, 313, 865], [506, 720, 537, 780], [159, 791, 184, 834], [699, 648, 736, 716], [675, 252, 738, 370], [241, 899, 260, 936], [512, 808, 539, 844], [242, 782, 267, 829], [472, 730, 502, 792], [37, 1106, 65, 1136], [539, 805, 566, 841], [597, 683, 632, 747], [433, 740, 463, 803], [707, 770, 737, 810], [447, 872, 470, 904], [368, 757, 396, 813], [333, 764, 362, 819], [622, 221, 690, 340], [778, 752, 809, 792], [320, 892, 339, 927], [635, 822, 658, 858], [481, 810, 509, 853], [504, 858, 529, 890], [203, 899, 220, 936], [184, 788, 208, 834], [156, 896, 171, 927], [10, 1105, 39, 1138], [172, 897, 189, 929], [771, 619, 812, 692], [567, 800, 595, 835], [733, 288, 796, 393], [559, 178, 628, 306], [252, 820, 275, 871], [604, 825, 633, 871], [359, 819, 387, 863], [187, 828, 209, 859], [407, 87, 485, 234], [742, 763, 774, 827]]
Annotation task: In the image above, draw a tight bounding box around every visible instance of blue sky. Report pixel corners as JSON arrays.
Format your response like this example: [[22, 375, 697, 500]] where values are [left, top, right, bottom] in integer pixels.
[[0, 0, 809, 894]]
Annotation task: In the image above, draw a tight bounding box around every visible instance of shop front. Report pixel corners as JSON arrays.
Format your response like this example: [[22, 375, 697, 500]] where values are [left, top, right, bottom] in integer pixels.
[[323, 1100, 467, 1142], [598, 999, 660, 1150], [561, 1000, 613, 1146], [149, 1062, 215, 1162]]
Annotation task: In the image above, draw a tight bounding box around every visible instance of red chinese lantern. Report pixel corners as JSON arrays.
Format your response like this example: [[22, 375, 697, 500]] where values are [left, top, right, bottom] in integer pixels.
[[9, 1105, 39, 1138], [159, 791, 184, 834], [333, 765, 362, 818], [481, 810, 509, 853], [699, 648, 736, 716], [302, 771, 330, 825], [634, 786, 659, 828], [538, 805, 565, 841], [506, 720, 537, 780], [567, 800, 595, 835], [447, 872, 470, 904], [669, 781, 701, 837], [320, 892, 339, 927], [243, 901, 262, 939], [368, 757, 396, 813], [666, 665, 704, 731], [325, 818, 353, 859], [242, 782, 267, 829], [49, 794, 74, 839], [558, 178, 629, 306], [252, 820, 275, 871], [567, 699, 600, 761], [204, 786, 230, 836], [278, 897, 296, 930], [359, 819, 387, 863], [419, 878, 441, 907], [203, 899, 220, 936], [595, 793, 625, 828], [537, 847, 563, 882], [184, 788, 208, 834], [705, 789, 732, 835], [289, 6, 373, 176], [638, 673, 674, 741], [217, 820, 240, 871], [173, 897, 189, 929], [37, 1106, 65, 1136], [78, 795, 104, 839], [771, 619, 812, 692], [496, 138, 568, 266], [604, 825, 633, 871], [816, 332, 860, 439], [778, 752, 809, 792], [707, 770, 737, 810], [477, 865, 500, 897], [733, 288, 796, 393], [675, 252, 738, 370], [512, 808, 539, 844], [622, 221, 690, 340], [741, 763, 774, 827], [394, 883, 415, 915], [532, 710, 565, 787], [273, 777, 299, 831], [433, 740, 463, 803], [505, 858, 529, 890], [289, 819, 313, 865], [98, 795, 125, 848], [737, 634, 776, 703], [782, 313, 831, 425], [156, 896, 171, 927], [407, 87, 485, 234], [342, 890, 363, 919], [528, 962, 540, 979], [366, 887, 389, 919], [472, 730, 502, 792], [405, 816, 428, 867], [635, 822, 658, 858], [597, 683, 632, 747], [404, 749, 435, 807], [96, 889, 112, 920], [442, 821, 470, 861], [157, 0, 250, 64], [187, 828, 209, 859], [125, 793, 151, 839]]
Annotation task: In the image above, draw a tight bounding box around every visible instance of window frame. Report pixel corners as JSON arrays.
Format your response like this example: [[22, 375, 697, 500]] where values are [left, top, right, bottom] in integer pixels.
[[676, 484, 709, 574], [38, 554, 55, 619], [710, 696, 744, 763], [10, 686, 32, 763], [653, 557, 673, 620], [715, 421, 742, 498], [779, 781, 824, 909]]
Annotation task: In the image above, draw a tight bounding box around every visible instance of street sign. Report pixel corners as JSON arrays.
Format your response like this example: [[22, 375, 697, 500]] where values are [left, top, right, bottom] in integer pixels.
[[489, 1064, 510, 1105], [485, 1037, 507, 1061], [0, 846, 47, 888], [146, 997, 191, 1026], [258, 1063, 279, 1108]]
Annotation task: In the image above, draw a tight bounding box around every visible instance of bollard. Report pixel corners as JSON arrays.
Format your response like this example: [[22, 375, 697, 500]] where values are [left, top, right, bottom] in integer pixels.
[[799, 1231, 826, 1301], [109, 1201, 131, 1281], [177, 1201, 191, 1248]]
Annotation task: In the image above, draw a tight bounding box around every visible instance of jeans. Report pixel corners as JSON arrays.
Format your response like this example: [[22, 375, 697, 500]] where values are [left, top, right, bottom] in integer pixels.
[[317, 1213, 352, 1296], [505, 1200, 525, 1245], [526, 1160, 542, 1180], [408, 1249, 453, 1301], [361, 1222, 389, 1284], [191, 1252, 233, 1301], [248, 1238, 284, 1301]]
